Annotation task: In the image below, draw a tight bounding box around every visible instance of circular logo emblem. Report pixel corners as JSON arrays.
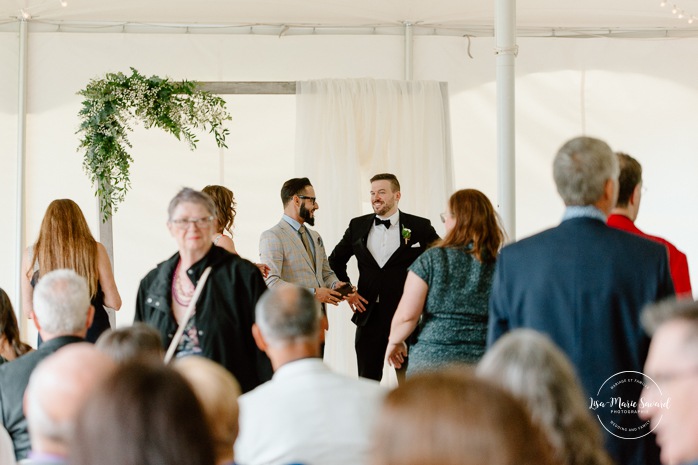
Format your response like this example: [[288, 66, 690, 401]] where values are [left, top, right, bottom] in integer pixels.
[[588, 371, 669, 440]]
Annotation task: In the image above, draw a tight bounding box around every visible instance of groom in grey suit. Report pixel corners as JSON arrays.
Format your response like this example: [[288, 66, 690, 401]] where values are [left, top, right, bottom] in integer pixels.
[[259, 177, 347, 314]]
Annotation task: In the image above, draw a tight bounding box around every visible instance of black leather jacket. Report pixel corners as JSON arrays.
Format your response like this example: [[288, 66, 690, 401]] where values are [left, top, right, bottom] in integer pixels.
[[135, 246, 272, 392]]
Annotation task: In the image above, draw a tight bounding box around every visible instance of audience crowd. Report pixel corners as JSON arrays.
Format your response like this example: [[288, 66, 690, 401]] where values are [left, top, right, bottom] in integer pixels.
[[0, 135, 692, 465]]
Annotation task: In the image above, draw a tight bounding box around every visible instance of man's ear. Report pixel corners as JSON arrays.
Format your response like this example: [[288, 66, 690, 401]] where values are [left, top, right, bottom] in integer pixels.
[[395, 191, 401, 202], [319, 315, 329, 344], [630, 183, 642, 207], [85, 305, 95, 331], [32, 313, 42, 332], [252, 324, 267, 352]]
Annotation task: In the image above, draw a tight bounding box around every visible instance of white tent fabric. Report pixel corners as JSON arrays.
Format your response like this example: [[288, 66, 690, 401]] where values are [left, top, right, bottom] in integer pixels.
[[2, 12, 698, 353], [295, 78, 453, 377], [2, 0, 697, 36]]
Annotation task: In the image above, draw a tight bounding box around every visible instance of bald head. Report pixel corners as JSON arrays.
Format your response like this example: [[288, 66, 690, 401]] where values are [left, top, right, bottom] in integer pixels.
[[24, 343, 116, 456]]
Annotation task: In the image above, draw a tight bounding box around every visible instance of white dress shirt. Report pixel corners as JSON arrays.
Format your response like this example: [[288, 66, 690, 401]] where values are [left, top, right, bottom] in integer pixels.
[[367, 211, 400, 268], [235, 358, 386, 465]]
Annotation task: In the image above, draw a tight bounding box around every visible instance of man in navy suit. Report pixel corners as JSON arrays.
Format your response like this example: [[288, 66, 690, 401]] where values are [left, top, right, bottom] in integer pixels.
[[488, 136, 674, 465], [329, 173, 439, 381]]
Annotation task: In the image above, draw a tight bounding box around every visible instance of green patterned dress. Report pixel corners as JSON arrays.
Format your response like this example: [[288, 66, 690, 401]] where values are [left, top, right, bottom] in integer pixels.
[[406, 245, 495, 376]]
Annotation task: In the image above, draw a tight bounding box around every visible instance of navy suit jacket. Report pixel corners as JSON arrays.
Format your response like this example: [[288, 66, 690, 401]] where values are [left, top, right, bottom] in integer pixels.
[[329, 211, 439, 326], [488, 216, 674, 465]]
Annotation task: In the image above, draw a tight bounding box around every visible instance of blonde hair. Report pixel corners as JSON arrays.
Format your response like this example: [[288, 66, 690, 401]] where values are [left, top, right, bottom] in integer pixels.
[[174, 356, 241, 463], [30, 199, 99, 298]]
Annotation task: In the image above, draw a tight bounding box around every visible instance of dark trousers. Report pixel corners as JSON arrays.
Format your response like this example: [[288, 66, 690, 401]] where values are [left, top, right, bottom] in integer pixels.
[[355, 301, 401, 382]]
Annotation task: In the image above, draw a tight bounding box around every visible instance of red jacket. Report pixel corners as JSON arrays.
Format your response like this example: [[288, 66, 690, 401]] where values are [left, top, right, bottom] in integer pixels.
[[608, 214, 692, 297]]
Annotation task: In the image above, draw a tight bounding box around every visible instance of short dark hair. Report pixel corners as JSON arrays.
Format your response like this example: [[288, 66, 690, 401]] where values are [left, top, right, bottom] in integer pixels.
[[281, 178, 312, 207], [370, 173, 400, 192], [615, 152, 643, 207]]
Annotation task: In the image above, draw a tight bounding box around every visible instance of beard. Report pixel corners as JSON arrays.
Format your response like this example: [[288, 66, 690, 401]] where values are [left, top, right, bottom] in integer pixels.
[[373, 200, 394, 216], [300, 202, 315, 226]]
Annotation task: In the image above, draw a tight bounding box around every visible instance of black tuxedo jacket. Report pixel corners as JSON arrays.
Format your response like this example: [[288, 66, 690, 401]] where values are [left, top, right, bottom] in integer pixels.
[[329, 211, 439, 326]]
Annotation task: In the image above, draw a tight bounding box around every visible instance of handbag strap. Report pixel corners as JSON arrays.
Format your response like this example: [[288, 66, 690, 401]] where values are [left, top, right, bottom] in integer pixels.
[[164, 266, 212, 364]]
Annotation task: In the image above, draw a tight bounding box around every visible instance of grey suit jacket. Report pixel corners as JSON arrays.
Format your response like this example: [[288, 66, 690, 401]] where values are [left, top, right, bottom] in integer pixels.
[[0, 336, 83, 461], [259, 219, 338, 291]]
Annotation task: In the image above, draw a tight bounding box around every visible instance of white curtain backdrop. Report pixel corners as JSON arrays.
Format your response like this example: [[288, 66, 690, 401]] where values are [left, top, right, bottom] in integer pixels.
[[295, 78, 454, 381]]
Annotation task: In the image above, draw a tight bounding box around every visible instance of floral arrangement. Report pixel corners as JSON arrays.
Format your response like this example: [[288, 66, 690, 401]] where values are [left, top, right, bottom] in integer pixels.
[[77, 68, 231, 222]]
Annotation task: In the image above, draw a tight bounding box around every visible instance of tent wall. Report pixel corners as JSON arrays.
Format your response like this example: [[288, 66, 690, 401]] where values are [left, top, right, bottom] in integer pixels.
[[2, 32, 698, 337], [1, 32, 19, 309]]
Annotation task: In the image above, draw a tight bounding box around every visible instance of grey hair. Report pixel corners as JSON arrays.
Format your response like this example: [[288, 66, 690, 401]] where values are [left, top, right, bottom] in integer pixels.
[[553, 136, 619, 206], [255, 285, 320, 346], [477, 329, 612, 465], [167, 187, 217, 221], [33, 269, 91, 335], [641, 298, 698, 337]]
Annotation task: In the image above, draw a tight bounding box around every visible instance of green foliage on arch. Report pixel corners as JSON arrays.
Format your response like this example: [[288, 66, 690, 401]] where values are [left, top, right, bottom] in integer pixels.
[[77, 68, 231, 222]]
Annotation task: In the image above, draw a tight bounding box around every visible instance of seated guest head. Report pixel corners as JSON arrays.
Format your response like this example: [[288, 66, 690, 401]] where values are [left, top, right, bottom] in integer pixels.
[[71, 362, 216, 465], [477, 329, 612, 465], [32, 269, 94, 341], [370, 368, 555, 465], [175, 356, 241, 465], [553, 136, 619, 214], [0, 287, 32, 362], [96, 323, 164, 364], [253, 285, 323, 369], [640, 299, 698, 465], [24, 343, 116, 459]]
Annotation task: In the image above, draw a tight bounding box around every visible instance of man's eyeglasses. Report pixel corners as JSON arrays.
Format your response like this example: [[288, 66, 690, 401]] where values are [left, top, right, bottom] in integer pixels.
[[298, 195, 317, 204], [170, 216, 214, 229]]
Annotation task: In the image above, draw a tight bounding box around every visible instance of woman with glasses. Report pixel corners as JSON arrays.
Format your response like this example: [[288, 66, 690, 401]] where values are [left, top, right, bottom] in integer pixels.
[[201, 184, 269, 277], [21, 198, 121, 343], [385, 189, 505, 375], [135, 188, 272, 393]]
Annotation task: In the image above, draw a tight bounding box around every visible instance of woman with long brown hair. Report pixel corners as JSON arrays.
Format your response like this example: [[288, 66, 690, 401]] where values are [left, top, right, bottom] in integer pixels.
[[21, 199, 121, 343], [0, 288, 32, 364], [385, 189, 505, 375]]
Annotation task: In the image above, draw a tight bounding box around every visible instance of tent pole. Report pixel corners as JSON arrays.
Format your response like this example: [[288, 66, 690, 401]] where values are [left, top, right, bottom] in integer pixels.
[[15, 18, 29, 329], [495, 0, 517, 240], [404, 22, 413, 80]]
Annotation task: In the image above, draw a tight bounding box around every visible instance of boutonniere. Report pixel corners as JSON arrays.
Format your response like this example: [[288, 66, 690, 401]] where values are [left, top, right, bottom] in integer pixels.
[[317, 236, 323, 247], [401, 226, 412, 245]]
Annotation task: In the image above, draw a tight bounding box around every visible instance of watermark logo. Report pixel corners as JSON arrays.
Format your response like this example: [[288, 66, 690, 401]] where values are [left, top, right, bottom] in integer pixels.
[[588, 371, 670, 440]]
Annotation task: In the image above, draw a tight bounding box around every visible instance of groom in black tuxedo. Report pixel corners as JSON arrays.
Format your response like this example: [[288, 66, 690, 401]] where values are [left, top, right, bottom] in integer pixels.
[[329, 173, 439, 381]]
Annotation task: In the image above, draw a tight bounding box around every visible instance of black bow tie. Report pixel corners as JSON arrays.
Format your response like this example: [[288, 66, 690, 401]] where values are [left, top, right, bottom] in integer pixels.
[[375, 217, 391, 228]]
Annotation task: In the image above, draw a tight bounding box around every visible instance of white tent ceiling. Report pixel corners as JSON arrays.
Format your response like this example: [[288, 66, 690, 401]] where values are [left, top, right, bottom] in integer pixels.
[[2, 0, 698, 36]]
